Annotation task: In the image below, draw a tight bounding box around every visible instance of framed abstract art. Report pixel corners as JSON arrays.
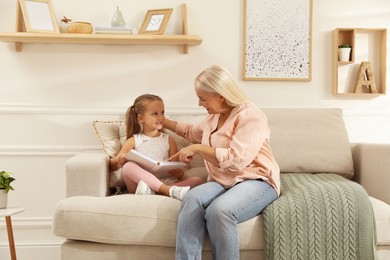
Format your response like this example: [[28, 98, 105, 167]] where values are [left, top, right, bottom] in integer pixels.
[[243, 0, 312, 81]]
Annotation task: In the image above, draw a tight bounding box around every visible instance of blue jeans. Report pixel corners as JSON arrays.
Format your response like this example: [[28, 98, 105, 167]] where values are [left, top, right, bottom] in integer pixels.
[[175, 179, 278, 260]]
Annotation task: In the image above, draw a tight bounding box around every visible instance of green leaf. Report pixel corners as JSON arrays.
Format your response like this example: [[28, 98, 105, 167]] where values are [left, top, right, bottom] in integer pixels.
[[0, 171, 15, 193]]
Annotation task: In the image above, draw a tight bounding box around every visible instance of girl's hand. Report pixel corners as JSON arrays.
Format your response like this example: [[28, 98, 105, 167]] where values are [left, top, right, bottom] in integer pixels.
[[169, 169, 184, 179], [116, 154, 127, 166], [110, 155, 125, 171]]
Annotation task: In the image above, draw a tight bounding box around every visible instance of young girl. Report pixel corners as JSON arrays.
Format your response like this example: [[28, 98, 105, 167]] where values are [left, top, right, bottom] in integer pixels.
[[109, 94, 203, 200]]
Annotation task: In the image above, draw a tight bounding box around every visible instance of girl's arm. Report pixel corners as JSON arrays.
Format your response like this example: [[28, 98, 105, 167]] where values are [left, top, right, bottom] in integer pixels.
[[110, 137, 135, 171]]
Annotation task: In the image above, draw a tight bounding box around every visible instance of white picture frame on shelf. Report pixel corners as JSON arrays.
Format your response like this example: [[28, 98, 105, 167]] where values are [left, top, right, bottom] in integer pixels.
[[19, 0, 59, 33]]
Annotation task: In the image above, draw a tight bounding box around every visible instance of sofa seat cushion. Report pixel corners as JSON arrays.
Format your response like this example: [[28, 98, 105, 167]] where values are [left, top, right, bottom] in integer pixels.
[[53, 194, 390, 250], [53, 195, 265, 250], [369, 196, 390, 246]]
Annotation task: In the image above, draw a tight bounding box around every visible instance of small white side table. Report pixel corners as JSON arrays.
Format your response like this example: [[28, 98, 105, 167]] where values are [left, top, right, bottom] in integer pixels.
[[0, 207, 25, 260]]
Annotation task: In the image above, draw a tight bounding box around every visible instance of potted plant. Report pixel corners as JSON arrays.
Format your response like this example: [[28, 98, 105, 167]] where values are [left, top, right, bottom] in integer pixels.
[[0, 171, 15, 208], [338, 44, 352, 62]]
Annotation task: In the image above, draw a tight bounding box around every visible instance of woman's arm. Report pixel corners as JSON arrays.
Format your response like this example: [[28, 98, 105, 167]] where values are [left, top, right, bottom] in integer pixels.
[[172, 106, 269, 171], [164, 117, 178, 132], [170, 144, 219, 165]]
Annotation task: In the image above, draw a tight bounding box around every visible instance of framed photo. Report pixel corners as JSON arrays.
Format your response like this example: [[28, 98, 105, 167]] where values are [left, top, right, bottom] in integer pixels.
[[19, 0, 59, 33], [243, 0, 312, 81], [139, 8, 173, 35]]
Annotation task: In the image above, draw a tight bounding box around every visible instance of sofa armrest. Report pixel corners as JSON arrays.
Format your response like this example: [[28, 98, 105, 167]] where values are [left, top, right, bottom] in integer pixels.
[[66, 152, 110, 197], [352, 143, 390, 205]]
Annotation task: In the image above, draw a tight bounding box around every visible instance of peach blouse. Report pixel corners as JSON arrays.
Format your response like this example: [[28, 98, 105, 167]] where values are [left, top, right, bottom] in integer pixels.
[[175, 103, 280, 195]]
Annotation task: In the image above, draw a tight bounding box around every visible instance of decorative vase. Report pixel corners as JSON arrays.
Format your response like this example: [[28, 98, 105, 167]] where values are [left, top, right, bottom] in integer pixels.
[[0, 189, 8, 209], [338, 47, 351, 62], [111, 6, 126, 27]]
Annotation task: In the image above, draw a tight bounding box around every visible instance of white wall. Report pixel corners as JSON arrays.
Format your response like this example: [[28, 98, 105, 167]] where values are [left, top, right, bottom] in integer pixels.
[[0, 0, 390, 259]]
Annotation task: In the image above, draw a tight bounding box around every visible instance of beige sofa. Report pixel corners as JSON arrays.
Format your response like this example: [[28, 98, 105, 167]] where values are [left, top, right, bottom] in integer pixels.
[[52, 108, 390, 260]]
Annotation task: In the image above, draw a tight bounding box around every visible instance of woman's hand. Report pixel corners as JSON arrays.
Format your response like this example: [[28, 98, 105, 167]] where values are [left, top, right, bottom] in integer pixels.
[[170, 144, 219, 165], [169, 144, 197, 163]]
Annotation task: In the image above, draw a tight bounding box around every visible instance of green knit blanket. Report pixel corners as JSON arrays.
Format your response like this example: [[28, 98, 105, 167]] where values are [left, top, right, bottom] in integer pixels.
[[263, 173, 377, 260]]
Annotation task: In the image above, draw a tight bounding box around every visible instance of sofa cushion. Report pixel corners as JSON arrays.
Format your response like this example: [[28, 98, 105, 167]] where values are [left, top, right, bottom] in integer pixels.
[[262, 108, 354, 178], [369, 196, 390, 245], [53, 194, 390, 251], [53, 195, 265, 250], [92, 121, 126, 189], [93, 120, 126, 158]]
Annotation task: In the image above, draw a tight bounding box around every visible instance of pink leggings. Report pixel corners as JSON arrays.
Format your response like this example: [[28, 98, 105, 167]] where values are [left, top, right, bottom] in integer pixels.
[[122, 161, 203, 193]]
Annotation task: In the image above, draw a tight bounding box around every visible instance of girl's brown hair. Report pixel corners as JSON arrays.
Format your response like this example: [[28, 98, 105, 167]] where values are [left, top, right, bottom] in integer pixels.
[[125, 94, 163, 139]]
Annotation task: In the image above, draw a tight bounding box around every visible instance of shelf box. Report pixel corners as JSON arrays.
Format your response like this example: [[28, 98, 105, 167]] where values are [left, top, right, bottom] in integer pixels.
[[332, 28, 387, 96], [336, 29, 354, 62]]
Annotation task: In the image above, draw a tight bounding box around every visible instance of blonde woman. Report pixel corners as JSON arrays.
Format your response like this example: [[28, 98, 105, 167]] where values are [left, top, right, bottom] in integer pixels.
[[164, 65, 281, 259]]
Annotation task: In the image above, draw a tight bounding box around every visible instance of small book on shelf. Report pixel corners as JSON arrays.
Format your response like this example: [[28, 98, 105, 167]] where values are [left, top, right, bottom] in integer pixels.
[[94, 26, 131, 34], [125, 149, 187, 178]]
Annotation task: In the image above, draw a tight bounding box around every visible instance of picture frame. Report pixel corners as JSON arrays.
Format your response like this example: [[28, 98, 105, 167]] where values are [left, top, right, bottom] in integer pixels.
[[243, 0, 312, 81], [139, 8, 173, 35], [19, 0, 59, 33]]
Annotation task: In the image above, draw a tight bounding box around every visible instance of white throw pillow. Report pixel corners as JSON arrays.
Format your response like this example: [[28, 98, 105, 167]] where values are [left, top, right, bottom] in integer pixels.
[[93, 120, 126, 157], [93, 120, 127, 189]]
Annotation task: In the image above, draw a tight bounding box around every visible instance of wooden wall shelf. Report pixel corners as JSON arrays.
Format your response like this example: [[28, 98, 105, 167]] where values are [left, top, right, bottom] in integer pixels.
[[0, 32, 202, 51], [334, 93, 382, 98], [0, 3, 201, 53]]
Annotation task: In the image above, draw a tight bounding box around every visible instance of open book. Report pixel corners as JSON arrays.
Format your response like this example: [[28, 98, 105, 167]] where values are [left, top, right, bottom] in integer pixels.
[[125, 149, 187, 179]]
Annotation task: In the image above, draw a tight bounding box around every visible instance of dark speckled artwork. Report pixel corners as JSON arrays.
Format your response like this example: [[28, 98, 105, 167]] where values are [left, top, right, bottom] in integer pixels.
[[243, 0, 312, 81]]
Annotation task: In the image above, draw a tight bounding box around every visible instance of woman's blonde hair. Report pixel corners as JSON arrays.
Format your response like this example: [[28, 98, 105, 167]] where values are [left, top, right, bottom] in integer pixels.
[[125, 94, 163, 139], [195, 65, 249, 106]]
